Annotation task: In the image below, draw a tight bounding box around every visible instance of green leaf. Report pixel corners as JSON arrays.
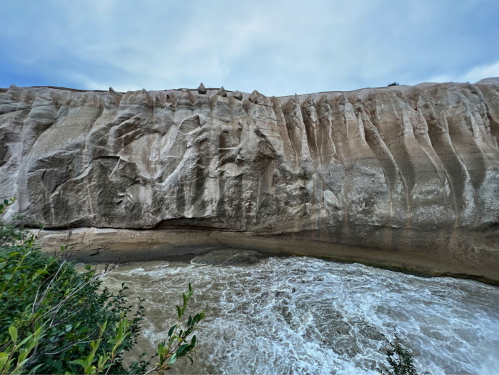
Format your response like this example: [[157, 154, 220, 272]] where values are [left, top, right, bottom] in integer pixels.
[[98, 354, 109, 368], [192, 313, 202, 326], [99, 321, 108, 334], [18, 333, 35, 347], [168, 353, 177, 365], [84, 265, 91, 271], [176, 344, 190, 357], [190, 335, 197, 349], [176, 305, 182, 318], [157, 346, 168, 357], [168, 325, 177, 337], [70, 359, 87, 367], [9, 326, 18, 343], [17, 348, 29, 365], [90, 340, 99, 351], [28, 363, 44, 374]]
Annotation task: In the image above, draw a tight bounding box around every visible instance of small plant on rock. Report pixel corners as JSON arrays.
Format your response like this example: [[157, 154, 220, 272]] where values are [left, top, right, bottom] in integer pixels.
[[377, 333, 423, 375]]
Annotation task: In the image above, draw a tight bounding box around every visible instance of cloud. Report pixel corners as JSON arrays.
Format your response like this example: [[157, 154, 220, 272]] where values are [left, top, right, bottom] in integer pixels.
[[426, 60, 499, 84], [460, 61, 499, 83], [1, 0, 499, 95]]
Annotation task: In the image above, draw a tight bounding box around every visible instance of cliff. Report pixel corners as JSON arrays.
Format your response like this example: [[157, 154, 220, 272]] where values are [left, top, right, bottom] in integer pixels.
[[1, 79, 499, 282]]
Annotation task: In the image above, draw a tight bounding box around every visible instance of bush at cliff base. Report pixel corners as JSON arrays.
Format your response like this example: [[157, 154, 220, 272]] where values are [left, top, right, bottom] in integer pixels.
[[0, 224, 146, 373], [0, 198, 204, 375]]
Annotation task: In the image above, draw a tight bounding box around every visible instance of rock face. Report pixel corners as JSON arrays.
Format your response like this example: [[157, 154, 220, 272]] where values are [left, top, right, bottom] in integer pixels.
[[1, 80, 499, 282]]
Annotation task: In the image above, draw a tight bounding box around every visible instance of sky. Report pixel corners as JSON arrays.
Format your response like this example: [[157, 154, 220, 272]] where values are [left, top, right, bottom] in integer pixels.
[[1, 0, 499, 97]]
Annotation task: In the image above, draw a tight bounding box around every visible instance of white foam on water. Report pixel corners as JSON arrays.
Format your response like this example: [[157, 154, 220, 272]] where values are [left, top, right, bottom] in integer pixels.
[[102, 250, 499, 375]]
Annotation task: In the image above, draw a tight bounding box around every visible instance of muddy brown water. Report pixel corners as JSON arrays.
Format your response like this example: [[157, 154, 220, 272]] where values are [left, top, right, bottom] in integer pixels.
[[91, 249, 499, 374]]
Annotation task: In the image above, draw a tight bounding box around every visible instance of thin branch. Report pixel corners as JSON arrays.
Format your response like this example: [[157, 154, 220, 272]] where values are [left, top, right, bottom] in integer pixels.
[[45, 339, 93, 356], [42, 262, 117, 318]]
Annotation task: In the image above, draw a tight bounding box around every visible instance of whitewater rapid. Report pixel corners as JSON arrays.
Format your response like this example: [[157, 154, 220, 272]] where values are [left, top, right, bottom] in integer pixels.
[[100, 249, 499, 374]]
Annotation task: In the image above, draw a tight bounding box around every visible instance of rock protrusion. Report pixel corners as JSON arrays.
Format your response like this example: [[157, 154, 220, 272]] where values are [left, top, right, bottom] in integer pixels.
[[198, 83, 207, 94], [218, 86, 227, 97], [233, 90, 243, 100]]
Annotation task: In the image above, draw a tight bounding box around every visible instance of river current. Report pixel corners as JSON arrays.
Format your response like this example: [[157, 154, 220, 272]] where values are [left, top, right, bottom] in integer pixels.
[[100, 249, 499, 374]]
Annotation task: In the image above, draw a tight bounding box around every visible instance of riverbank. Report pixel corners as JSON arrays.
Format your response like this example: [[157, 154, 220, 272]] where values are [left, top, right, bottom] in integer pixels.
[[35, 227, 499, 285]]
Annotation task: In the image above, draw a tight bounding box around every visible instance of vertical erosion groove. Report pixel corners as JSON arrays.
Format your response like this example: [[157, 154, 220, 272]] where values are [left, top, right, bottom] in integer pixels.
[[1, 81, 499, 281]]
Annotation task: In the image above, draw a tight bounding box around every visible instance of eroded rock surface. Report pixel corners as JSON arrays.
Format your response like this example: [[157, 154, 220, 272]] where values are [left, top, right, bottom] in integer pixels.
[[1, 80, 499, 281]]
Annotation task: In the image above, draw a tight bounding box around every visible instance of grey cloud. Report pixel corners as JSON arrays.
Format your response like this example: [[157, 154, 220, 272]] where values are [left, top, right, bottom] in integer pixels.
[[1, 0, 498, 94]]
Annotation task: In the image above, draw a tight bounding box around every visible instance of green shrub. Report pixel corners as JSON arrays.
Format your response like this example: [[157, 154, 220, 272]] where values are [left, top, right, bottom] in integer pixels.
[[378, 333, 423, 375], [0, 198, 204, 374]]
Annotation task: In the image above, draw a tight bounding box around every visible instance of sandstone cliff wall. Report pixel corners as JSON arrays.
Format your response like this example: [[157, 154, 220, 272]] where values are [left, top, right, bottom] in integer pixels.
[[1, 80, 499, 281]]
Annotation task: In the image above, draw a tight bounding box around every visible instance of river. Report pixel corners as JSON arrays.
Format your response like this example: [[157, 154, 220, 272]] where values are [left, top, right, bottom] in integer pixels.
[[99, 249, 499, 374]]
